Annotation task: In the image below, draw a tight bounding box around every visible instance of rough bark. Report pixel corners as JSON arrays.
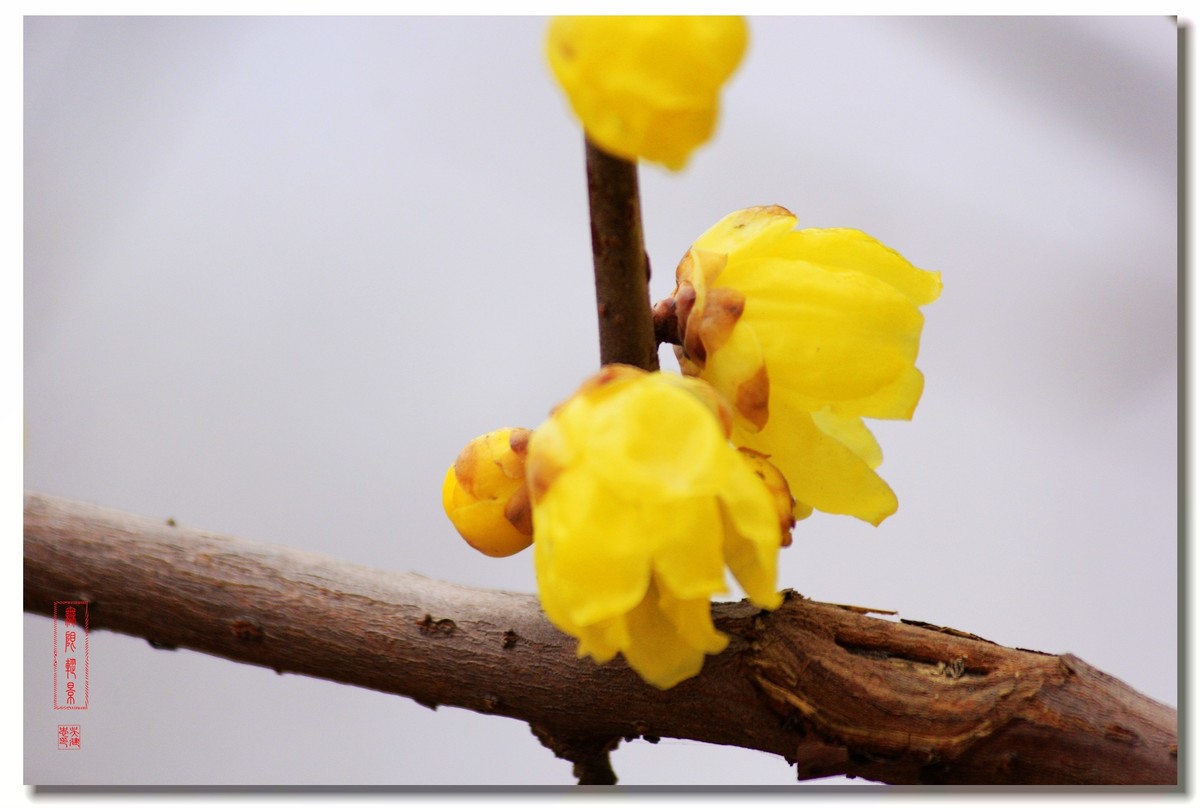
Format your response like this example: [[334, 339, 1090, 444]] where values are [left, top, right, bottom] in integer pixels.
[[24, 492, 1177, 786]]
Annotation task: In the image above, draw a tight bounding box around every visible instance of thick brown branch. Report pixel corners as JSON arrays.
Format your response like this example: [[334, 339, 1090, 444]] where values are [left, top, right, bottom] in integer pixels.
[[24, 492, 1177, 786], [750, 599, 1178, 784], [585, 137, 659, 371]]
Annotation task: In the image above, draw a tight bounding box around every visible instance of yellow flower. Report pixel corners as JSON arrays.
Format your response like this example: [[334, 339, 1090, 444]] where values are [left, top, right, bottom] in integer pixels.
[[668, 206, 942, 526], [442, 428, 534, 558], [527, 365, 787, 689], [546, 16, 748, 170]]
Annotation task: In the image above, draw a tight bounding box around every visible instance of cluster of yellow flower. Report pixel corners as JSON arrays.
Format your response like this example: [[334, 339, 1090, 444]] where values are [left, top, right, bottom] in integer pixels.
[[442, 17, 941, 690]]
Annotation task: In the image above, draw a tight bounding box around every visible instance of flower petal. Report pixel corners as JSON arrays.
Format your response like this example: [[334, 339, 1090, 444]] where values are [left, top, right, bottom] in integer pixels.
[[723, 256, 925, 406], [778, 228, 943, 306], [572, 615, 627, 664], [829, 365, 927, 421], [584, 381, 728, 497], [811, 409, 883, 469], [442, 494, 533, 558], [693, 205, 797, 256], [654, 582, 729, 655], [735, 395, 899, 526], [698, 320, 769, 430], [651, 496, 729, 600], [717, 464, 785, 608], [619, 581, 721, 689], [534, 471, 653, 626]]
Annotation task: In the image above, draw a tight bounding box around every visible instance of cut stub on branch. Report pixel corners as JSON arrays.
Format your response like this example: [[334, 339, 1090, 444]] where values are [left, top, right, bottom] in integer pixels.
[[747, 592, 1178, 785]]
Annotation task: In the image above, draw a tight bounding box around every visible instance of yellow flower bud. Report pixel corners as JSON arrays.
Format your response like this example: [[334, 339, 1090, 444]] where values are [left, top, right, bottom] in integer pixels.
[[546, 16, 748, 170], [668, 206, 942, 525], [442, 428, 534, 558], [527, 365, 783, 689]]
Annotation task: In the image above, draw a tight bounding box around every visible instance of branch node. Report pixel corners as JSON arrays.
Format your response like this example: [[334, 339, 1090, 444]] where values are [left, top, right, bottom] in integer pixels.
[[416, 614, 457, 636], [652, 295, 679, 346], [231, 619, 265, 642], [532, 724, 620, 786]]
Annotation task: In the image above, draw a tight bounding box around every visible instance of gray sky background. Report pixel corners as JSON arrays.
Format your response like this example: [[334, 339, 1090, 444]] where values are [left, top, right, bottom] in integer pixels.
[[23, 16, 1177, 786]]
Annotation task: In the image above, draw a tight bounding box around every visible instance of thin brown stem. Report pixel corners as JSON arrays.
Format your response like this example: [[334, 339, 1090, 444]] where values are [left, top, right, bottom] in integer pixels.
[[584, 137, 659, 371]]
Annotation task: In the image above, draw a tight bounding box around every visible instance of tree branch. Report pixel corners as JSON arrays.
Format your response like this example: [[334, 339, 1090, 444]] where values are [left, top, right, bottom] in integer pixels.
[[24, 492, 1177, 786], [585, 137, 659, 371]]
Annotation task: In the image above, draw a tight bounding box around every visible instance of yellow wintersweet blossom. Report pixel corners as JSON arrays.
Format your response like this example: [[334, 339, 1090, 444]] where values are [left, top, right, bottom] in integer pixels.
[[442, 428, 534, 558], [667, 206, 942, 526], [527, 365, 788, 689], [546, 16, 748, 170]]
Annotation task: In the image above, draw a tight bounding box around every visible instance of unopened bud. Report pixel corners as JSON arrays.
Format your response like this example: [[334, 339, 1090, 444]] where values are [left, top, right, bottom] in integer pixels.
[[442, 428, 534, 557]]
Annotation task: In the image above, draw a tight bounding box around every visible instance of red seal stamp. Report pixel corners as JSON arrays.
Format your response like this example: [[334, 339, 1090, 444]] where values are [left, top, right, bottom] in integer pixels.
[[53, 602, 89, 710], [56, 724, 81, 750]]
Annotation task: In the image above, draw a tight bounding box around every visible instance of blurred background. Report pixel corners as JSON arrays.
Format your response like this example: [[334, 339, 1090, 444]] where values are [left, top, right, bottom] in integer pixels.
[[24, 16, 1177, 786]]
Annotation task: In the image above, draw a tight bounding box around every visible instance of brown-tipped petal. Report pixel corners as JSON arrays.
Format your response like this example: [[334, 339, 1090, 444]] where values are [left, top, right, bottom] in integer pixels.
[[672, 281, 701, 364], [674, 246, 702, 286], [508, 427, 532, 458], [573, 363, 643, 398], [735, 363, 770, 431], [674, 280, 696, 325], [453, 447, 478, 496], [451, 428, 531, 494], [737, 447, 795, 547], [692, 205, 798, 256], [503, 482, 534, 537], [696, 286, 745, 356], [657, 373, 737, 439], [683, 326, 707, 366], [674, 345, 703, 378], [527, 449, 564, 505], [690, 247, 728, 289]]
